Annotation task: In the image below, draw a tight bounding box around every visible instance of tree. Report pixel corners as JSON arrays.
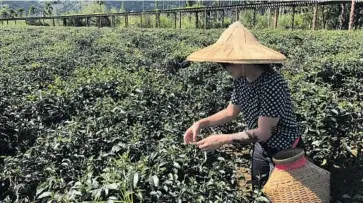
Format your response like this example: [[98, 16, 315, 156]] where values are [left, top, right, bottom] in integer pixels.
[[9, 8, 16, 18], [185, 0, 196, 7], [0, 8, 9, 19], [120, 1, 125, 12], [43, 2, 54, 17], [212, 0, 221, 7], [29, 5, 36, 17], [349, 0, 356, 30], [95, 0, 104, 13], [18, 8, 24, 17], [155, 0, 159, 10], [339, 3, 347, 29]]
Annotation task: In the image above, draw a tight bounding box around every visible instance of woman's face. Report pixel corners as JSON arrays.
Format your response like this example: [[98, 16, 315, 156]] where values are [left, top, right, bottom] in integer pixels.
[[221, 63, 245, 79]]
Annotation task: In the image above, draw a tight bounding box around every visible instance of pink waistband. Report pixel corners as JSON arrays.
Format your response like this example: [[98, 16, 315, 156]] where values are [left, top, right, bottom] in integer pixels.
[[292, 137, 300, 148], [275, 156, 307, 170]]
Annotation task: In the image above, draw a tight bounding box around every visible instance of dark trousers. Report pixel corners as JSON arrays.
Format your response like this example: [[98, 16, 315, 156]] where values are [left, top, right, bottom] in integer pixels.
[[251, 138, 305, 190]]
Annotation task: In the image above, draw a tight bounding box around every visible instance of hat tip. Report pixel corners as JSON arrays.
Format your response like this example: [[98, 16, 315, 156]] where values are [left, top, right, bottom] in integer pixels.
[[229, 21, 245, 28]]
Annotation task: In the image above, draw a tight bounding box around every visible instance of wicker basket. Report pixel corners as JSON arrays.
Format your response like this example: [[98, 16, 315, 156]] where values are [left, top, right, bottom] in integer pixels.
[[263, 148, 330, 203]]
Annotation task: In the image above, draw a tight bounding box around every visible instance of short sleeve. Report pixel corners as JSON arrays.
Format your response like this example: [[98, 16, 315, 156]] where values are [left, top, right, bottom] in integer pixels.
[[259, 78, 287, 118]]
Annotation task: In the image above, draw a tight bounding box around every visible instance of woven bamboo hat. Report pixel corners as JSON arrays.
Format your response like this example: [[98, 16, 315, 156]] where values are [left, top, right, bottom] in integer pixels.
[[186, 21, 287, 64]]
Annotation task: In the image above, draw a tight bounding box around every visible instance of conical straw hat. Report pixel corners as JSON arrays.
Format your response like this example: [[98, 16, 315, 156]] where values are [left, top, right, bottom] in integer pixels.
[[186, 21, 287, 64]]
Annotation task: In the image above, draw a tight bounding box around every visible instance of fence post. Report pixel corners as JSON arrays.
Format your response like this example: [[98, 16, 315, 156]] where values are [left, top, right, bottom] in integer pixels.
[[179, 11, 182, 29], [236, 7, 239, 21], [312, 2, 318, 30], [204, 9, 208, 29], [291, 5, 296, 29], [221, 9, 224, 27], [322, 5, 326, 29], [158, 12, 161, 28], [155, 13, 157, 28], [253, 8, 257, 27], [174, 12, 177, 28], [195, 11, 198, 28], [140, 13, 143, 27], [274, 7, 279, 29], [126, 14, 129, 28]]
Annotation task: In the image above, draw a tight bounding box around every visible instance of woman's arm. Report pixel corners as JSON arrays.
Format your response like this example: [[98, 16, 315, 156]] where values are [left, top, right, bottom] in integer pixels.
[[225, 116, 279, 144], [197, 103, 241, 129], [195, 116, 279, 151], [184, 103, 241, 144]]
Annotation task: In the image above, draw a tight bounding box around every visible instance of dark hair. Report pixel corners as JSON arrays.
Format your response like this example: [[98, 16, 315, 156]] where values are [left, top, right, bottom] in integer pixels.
[[219, 63, 282, 71], [219, 63, 230, 69]]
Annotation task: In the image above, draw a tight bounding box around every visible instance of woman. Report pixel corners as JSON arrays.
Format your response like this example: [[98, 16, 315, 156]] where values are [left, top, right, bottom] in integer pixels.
[[183, 22, 305, 189]]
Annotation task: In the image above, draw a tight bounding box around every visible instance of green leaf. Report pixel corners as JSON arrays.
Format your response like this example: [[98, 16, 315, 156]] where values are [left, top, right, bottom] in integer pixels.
[[217, 157, 225, 161], [152, 175, 159, 187], [36, 187, 47, 197], [107, 183, 118, 190], [312, 140, 320, 146], [331, 109, 339, 115], [133, 172, 139, 188], [37, 191, 52, 199], [92, 188, 102, 200], [255, 196, 270, 202], [173, 162, 181, 169]]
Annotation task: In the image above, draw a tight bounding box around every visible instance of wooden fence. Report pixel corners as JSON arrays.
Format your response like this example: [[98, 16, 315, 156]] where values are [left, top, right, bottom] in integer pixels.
[[1, 0, 362, 30]]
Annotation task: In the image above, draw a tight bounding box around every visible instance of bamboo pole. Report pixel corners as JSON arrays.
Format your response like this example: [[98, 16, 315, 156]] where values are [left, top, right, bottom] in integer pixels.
[[179, 11, 182, 29]]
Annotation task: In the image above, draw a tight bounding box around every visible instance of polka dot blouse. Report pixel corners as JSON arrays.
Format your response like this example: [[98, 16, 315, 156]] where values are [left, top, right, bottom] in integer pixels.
[[230, 68, 300, 150]]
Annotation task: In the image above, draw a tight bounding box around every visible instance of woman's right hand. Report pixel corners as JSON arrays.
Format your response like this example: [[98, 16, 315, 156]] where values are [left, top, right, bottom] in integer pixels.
[[183, 122, 202, 144]]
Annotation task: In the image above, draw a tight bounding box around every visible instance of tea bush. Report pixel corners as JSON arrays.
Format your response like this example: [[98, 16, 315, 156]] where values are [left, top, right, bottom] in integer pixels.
[[0, 27, 362, 202]]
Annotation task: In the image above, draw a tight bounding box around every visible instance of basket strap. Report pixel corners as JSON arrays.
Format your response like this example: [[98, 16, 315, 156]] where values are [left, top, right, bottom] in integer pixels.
[[292, 137, 300, 148]]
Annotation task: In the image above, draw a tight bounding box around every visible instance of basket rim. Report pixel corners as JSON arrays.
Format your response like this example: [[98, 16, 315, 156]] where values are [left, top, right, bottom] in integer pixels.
[[272, 148, 305, 165]]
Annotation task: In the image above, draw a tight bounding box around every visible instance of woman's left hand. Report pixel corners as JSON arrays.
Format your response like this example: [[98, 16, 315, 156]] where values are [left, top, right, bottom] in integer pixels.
[[195, 134, 229, 151]]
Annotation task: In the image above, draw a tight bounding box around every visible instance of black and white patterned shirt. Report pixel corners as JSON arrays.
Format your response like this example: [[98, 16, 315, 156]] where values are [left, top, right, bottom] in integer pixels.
[[230, 68, 300, 150]]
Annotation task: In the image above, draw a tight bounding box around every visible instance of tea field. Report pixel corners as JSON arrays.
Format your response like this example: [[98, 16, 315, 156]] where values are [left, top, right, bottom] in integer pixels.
[[0, 27, 362, 203]]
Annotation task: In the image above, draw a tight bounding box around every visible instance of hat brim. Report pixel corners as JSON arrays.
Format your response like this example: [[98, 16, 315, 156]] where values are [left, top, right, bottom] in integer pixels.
[[186, 42, 287, 64]]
